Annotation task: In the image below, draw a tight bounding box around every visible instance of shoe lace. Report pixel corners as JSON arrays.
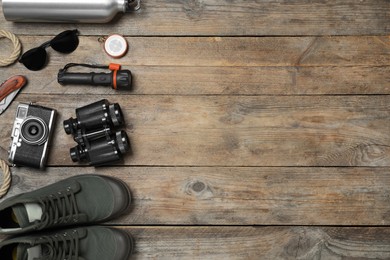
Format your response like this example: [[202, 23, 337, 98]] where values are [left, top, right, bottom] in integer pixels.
[[37, 229, 80, 260], [37, 186, 80, 229]]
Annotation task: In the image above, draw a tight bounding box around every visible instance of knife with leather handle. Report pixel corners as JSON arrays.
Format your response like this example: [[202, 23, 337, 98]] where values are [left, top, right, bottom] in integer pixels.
[[0, 75, 27, 115]]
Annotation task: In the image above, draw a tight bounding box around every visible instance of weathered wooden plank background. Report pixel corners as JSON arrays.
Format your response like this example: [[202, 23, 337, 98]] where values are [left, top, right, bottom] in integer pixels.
[[0, 0, 389, 258], [1, 94, 390, 167], [6, 167, 390, 225], [2, 36, 389, 96]]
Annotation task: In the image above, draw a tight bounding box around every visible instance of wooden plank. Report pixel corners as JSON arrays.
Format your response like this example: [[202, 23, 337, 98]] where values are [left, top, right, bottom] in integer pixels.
[[3, 36, 388, 68], [0, 94, 389, 167], [125, 226, 390, 259], [0, 0, 389, 36], [4, 167, 390, 225], [1, 36, 389, 95], [1, 1, 388, 258], [1, 226, 390, 258], [4, 65, 390, 96]]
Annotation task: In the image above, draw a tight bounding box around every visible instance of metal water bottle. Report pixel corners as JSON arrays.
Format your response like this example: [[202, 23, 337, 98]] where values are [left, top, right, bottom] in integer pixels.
[[2, 0, 140, 23]]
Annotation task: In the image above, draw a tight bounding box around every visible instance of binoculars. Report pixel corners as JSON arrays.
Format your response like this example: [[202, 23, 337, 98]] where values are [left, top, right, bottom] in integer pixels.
[[63, 99, 130, 165]]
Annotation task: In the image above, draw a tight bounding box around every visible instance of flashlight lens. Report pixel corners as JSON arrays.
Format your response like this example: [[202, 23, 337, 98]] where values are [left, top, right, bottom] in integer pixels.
[[115, 70, 132, 90]]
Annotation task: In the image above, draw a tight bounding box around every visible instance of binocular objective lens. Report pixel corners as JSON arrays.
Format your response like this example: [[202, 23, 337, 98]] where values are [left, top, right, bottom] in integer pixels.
[[116, 130, 130, 154], [109, 103, 124, 127]]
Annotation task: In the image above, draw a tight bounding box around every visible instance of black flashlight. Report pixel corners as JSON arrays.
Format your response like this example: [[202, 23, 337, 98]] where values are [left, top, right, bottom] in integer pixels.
[[58, 63, 132, 90]]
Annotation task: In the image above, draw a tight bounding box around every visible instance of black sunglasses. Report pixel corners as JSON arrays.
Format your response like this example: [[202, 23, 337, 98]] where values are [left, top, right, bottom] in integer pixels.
[[19, 30, 79, 71]]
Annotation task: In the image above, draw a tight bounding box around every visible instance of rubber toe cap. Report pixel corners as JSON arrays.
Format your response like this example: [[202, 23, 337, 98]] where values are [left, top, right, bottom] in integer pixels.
[[103, 176, 132, 219], [111, 228, 134, 260]]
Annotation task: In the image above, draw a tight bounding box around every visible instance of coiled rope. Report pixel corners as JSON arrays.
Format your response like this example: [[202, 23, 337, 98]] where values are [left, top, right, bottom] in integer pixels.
[[0, 29, 22, 67], [0, 159, 11, 198]]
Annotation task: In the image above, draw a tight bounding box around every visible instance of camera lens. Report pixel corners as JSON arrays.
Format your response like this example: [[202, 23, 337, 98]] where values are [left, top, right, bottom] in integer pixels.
[[20, 117, 48, 145]]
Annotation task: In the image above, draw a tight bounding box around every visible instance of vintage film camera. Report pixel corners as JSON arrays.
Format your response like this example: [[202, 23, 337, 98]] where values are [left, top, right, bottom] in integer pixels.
[[8, 103, 57, 169], [63, 99, 130, 166]]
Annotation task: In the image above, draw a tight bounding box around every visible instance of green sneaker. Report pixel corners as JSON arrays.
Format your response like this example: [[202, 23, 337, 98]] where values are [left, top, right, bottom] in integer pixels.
[[0, 175, 131, 235], [0, 226, 134, 260]]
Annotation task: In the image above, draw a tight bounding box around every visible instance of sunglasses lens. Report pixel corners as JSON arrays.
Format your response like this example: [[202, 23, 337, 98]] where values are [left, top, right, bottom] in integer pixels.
[[51, 30, 79, 53], [19, 47, 47, 71]]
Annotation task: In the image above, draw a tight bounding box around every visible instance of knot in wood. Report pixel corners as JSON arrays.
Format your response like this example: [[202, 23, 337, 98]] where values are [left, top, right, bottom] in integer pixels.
[[192, 181, 206, 193], [185, 179, 214, 199]]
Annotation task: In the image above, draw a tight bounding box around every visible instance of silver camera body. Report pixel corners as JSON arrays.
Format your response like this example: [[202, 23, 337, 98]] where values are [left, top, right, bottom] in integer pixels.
[[9, 103, 56, 169]]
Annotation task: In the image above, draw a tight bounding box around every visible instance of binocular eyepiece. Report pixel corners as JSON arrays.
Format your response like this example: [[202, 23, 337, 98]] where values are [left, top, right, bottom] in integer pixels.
[[63, 99, 130, 166]]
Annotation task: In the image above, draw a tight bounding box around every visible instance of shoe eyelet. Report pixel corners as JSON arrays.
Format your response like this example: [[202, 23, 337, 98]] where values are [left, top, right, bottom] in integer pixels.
[[73, 218, 78, 222], [57, 192, 62, 195]]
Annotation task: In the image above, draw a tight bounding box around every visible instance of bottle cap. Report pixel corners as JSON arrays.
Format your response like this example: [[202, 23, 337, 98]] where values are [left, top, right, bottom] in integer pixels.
[[104, 34, 128, 58]]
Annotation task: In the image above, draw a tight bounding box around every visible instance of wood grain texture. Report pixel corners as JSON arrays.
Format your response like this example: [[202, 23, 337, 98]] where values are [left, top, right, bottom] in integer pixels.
[[1, 36, 389, 96], [1, 94, 389, 167], [4, 65, 390, 96], [1, 226, 390, 259], [126, 226, 390, 259], [3, 166, 390, 225], [0, 0, 389, 36], [5, 36, 389, 67], [0, 1, 389, 257]]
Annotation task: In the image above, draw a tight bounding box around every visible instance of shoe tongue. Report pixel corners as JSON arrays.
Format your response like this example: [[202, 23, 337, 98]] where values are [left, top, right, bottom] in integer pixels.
[[12, 205, 30, 228], [12, 203, 43, 228], [15, 244, 42, 260]]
